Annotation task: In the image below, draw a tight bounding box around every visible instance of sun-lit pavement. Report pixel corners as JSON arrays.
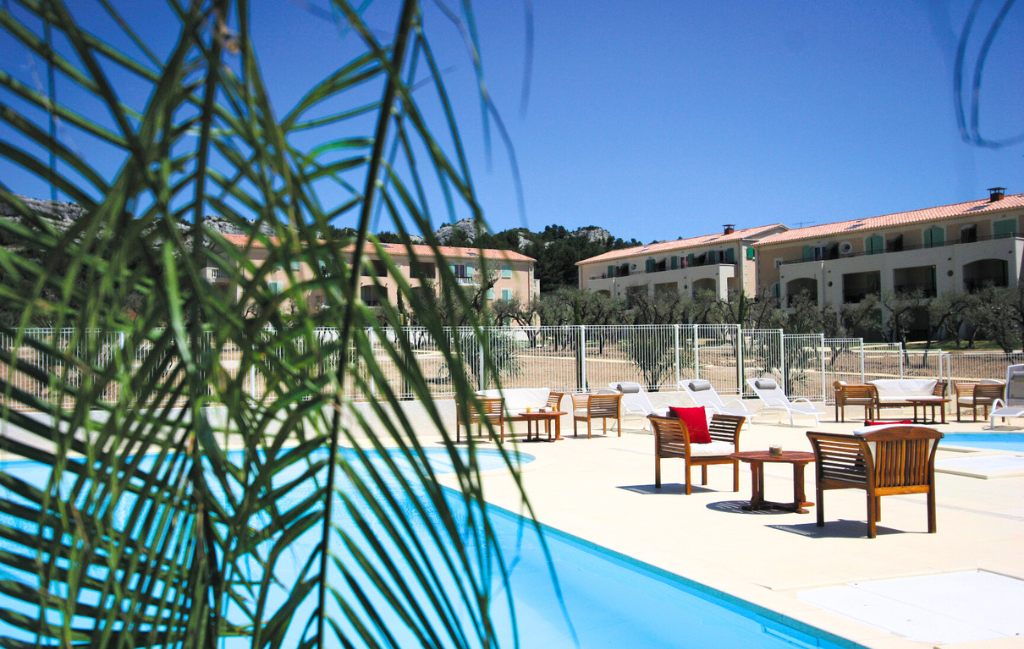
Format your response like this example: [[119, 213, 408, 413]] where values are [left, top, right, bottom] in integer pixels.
[[431, 395, 1024, 649]]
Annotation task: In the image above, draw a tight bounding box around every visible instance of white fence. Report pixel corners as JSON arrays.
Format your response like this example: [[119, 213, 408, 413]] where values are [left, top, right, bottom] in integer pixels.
[[1, 326, 1018, 412]]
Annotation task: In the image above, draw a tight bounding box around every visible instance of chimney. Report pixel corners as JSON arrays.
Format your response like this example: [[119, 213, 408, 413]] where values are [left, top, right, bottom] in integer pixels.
[[988, 187, 1006, 202], [723, 224, 735, 235]]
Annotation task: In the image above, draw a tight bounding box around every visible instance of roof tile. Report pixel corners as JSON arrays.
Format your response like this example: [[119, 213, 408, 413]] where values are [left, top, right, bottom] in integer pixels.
[[576, 223, 787, 265]]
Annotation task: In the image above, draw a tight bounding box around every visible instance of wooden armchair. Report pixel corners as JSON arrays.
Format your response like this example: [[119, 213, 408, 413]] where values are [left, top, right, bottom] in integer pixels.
[[572, 392, 623, 438], [546, 391, 568, 411], [955, 381, 1004, 422], [833, 381, 877, 422], [648, 414, 744, 495], [456, 397, 504, 443], [806, 426, 943, 538]]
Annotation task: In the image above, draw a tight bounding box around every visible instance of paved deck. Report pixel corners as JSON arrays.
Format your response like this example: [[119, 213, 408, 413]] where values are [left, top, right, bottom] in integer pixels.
[[434, 403, 1024, 649]]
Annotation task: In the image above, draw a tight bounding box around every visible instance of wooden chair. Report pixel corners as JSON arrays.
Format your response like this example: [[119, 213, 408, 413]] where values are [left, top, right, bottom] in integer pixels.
[[806, 426, 943, 538], [456, 397, 504, 443], [648, 414, 744, 495], [955, 382, 1004, 422], [833, 381, 877, 422], [546, 391, 567, 411], [572, 392, 623, 438]]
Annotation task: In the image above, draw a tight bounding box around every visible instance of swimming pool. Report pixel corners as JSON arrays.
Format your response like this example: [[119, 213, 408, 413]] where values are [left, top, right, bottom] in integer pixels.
[[940, 433, 1024, 452], [0, 448, 861, 648]]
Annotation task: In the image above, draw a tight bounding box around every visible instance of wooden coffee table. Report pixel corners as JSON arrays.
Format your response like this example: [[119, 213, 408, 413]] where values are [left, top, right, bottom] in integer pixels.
[[907, 397, 949, 424], [731, 450, 816, 514], [513, 410, 566, 442]]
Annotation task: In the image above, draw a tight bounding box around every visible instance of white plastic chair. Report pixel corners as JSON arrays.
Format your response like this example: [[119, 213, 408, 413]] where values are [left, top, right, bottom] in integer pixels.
[[988, 364, 1024, 429], [678, 379, 756, 422], [746, 377, 826, 427], [608, 382, 671, 430]]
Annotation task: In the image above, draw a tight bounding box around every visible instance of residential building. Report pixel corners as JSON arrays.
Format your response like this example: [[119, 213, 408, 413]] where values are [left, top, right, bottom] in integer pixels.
[[754, 188, 1024, 320], [576, 224, 787, 300], [208, 235, 539, 315]]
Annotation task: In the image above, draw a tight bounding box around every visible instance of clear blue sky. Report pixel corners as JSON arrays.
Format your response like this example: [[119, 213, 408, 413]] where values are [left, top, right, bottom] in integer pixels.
[[2, 1, 1021, 244]]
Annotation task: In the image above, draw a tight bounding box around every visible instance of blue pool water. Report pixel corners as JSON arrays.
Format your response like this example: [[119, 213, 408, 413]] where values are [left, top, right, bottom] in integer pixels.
[[0, 448, 860, 648], [940, 433, 1024, 452]]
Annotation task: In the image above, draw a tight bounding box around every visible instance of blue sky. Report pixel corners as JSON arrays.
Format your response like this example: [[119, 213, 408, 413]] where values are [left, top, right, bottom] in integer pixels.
[[1, 1, 1021, 245]]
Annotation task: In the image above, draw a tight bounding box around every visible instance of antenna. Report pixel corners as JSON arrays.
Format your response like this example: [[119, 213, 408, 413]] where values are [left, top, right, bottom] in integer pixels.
[[793, 220, 817, 228]]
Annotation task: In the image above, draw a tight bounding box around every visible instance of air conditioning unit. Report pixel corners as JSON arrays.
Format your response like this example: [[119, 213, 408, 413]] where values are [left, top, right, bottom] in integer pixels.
[[839, 241, 853, 254]]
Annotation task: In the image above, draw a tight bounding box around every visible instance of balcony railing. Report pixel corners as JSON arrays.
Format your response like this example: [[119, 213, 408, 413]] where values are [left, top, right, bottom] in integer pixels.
[[203, 267, 230, 282], [779, 233, 1021, 266], [842, 290, 880, 304], [455, 277, 478, 286], [893, 283, 937, 298], [588, 259, 736, 281], [964, 277, 1009, 293]]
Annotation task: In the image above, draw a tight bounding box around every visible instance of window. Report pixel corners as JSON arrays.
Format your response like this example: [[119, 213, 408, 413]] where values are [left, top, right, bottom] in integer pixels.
[[670, 256, 679, 270], [501, 265, 512, 278], [994, 218, 1017, 240], [746, 247, 756, 260], [268, 281, 282, 294], [724, 248, 735, 263], [360, 285, 387, 306], [923, 226, 944, 248], [771, 282, 780, 298], [411, 261, 436, 279], [290, 260, 302, 271], [865, 235, 884, 255], [645, 258, 656, 273], [451, 263, 473, 279], [501, 289, 513, 301], [961, 224, 978, 243], [362, 259, 387, 276], [487, 289, 495, 300]]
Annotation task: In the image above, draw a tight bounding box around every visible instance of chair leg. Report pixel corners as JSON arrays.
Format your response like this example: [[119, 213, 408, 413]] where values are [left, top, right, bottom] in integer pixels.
[[875, 496, 882, 521], [588, 419, 592, 440], [685, 462, 692, 495], [655, 455, 661, 488], [866, 494, 877, 538], [816, 485, 825, 527], [927, 489, 937, 533], [701, 465, 708, 486], [617, 415, 622, 437], [732, 461, 739, 492]]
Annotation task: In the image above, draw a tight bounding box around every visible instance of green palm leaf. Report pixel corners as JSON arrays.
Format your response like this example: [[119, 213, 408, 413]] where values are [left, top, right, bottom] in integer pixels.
[[0, 1, 554, 648]]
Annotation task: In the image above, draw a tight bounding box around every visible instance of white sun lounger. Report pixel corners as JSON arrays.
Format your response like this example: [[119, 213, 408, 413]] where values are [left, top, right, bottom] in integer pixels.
[[746, 377, 826, 427], [608, 382, 671, 430], [988, 364, 1024, 429], [678, 379, 756, 422]]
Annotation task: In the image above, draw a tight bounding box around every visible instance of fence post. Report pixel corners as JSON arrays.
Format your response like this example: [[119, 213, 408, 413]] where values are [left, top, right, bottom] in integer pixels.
[[693, 326, 700, 380], [899, 347, 904, 379], [735, 325, 744, 396], [819, 333, 826, 402], [859, 339, 865, 383], [674, 324, 681, 387], [780, 331, 786, 391], [478, 328, 486, 391], [578, 325, 587, 391]]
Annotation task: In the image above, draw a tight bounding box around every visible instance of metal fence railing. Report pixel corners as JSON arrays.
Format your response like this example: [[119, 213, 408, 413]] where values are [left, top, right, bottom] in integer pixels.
[[2, 326, 1019, 412]]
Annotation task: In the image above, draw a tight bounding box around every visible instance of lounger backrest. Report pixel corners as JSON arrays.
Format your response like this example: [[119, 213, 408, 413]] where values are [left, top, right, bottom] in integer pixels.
[[748, 377, 790, 404], [682, 379, 725, 408], [610, 382, 654, 413], [1005, 364, 1024, 406]]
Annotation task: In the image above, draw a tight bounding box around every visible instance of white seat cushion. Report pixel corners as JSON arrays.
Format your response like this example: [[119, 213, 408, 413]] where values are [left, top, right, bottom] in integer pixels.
[[689, 441, 735, 457], [870, 379, 937, 398]]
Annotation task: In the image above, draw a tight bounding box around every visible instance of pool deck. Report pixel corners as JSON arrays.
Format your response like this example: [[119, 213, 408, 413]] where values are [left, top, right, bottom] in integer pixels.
[[433, 400, 1024, 649]]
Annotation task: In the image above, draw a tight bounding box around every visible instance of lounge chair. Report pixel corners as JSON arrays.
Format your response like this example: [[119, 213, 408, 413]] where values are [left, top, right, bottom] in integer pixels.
[[955, 380, 1004, 422], [988, 364, 1024, 429], [807, 424, 943, 538], [649, 413, 744, 495], [608, 382, 671, 430], [572, 391, 624, 438], [679, 379, 756, 422], [746, 377, 825, 426]]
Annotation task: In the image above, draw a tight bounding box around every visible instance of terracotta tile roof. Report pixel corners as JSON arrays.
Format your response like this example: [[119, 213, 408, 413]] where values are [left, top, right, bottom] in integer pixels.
[[219, 234, 534, 262], [755, 193, 1024, 247], [576, 223, 787, 266]]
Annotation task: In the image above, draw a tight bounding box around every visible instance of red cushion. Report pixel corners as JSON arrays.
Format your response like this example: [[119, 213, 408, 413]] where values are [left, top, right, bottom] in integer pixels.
[[865, 420, 912, 426], [669, 407, 712, 444]]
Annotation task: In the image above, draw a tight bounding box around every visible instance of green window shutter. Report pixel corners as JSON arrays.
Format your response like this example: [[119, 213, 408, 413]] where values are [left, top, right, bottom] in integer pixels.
[[502, 265, 512, 278], [924, 227, 944, 248], [290, 260, 302, 271], [866, 235, 883, 254], [607, 265, 614, 277], [466, 264, 474, 277], [686, 254, 694, 266], [487, 289, 494, 300], [502, 289, 513, 300], [724, 248, 735, 263], [771, 282, 780, 298], [994, 218, 1017, 239], [802, 246, 813, 261], [746, 247, 755, 260], [645, 258, 654, 273]]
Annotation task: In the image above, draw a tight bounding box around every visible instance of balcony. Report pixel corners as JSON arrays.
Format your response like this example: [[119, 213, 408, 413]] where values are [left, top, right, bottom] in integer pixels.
[[893, 282, 937, 298], [456, 276, 479, 286], [778, 233, 1021, 266], [588, 257, 736, 281], [203, 267, 230, 283]]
